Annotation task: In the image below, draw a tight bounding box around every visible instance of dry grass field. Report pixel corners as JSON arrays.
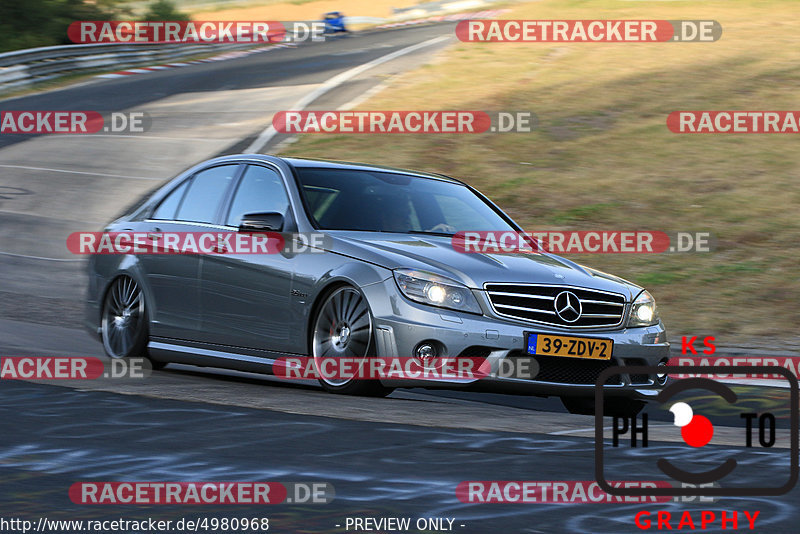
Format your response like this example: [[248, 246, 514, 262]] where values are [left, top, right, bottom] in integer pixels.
[[190, 0, 419, 22], [279, 0, 800, 341]]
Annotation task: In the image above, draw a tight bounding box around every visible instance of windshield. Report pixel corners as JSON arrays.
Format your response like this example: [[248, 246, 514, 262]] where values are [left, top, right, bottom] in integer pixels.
[[294, 167, 517, 234]]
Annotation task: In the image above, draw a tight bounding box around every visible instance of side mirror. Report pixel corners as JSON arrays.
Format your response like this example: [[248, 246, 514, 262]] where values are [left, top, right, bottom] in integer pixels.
[[239, 212, 284, 232]]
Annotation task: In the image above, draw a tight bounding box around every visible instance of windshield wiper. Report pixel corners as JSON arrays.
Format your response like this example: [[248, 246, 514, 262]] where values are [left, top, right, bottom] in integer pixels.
[[407, 230, 456, 237]]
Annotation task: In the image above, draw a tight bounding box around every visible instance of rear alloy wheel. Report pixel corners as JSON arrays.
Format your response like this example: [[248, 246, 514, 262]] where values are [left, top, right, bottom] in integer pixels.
[[101, 276, 164, 369], [312, 286, 390, 397], [561, 396, 646, 418]]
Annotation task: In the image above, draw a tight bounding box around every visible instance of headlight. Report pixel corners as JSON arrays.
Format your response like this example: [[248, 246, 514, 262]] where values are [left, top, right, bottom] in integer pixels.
[[628, 290, 659, 327], [393, 269, 482, 314]]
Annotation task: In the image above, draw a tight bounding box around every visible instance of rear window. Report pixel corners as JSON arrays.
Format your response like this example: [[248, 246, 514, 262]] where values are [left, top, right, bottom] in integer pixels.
[[152, 180, 189, 220], [175, 165, 238, 224]]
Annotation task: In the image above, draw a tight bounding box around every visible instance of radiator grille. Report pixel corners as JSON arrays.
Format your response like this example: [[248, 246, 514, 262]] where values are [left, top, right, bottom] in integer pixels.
[[485, 283, 626, 328]]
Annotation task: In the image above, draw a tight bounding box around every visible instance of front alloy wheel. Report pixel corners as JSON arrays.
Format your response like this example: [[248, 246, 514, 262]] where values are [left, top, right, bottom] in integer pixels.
[[101, 275, 163, 368], [312, 286, 390, 396]]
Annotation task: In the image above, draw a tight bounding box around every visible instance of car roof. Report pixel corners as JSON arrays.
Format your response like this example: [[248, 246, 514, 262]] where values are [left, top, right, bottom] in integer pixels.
[[193, 154, 466, 185], [279, 156, 464, 184]]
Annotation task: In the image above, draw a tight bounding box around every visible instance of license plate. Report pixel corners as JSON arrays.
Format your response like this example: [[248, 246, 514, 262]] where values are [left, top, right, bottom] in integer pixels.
[[526, 333, 612, 360]]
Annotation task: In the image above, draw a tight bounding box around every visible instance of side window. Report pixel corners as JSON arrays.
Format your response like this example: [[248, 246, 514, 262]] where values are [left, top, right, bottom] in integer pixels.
[[175, 165, 238, 224], [225, 165, 290, 226], [151, 180, 189, 220]]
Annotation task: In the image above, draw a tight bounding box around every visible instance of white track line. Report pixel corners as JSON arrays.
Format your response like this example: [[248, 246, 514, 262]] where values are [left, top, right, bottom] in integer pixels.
[[0, 164, 161, 180], [0, 251, 83, 262], [245, 34, 450, 153]]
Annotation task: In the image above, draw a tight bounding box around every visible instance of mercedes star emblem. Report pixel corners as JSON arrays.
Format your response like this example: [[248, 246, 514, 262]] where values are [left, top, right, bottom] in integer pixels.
[[554, 291, 582, 323]]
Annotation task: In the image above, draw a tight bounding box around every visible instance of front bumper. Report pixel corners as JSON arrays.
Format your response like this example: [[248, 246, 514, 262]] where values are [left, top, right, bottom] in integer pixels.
[[363, 277, 669, 398]]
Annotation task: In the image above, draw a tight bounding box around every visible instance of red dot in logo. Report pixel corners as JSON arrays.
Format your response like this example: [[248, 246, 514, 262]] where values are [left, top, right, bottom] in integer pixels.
[[681, 415, 714, 447]]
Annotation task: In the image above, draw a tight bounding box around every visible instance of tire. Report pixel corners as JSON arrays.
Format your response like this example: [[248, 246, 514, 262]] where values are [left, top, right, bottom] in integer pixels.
[[311, 285, 391, 397], [101, 275, 165, 370], [561, 396, 646, 417]]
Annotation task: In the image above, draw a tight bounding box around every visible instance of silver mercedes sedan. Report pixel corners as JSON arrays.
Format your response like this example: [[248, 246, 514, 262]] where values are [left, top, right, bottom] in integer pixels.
[[85, 155, 669, 415]]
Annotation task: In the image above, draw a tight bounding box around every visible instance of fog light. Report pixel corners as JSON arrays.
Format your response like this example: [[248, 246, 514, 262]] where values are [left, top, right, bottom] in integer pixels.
[[416, 343, 437, 360], [656, 361, 669, 386], [414, 342, 441, 369]]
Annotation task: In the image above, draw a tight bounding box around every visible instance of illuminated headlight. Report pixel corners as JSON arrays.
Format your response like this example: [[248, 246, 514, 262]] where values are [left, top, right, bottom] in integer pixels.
[[627, 290, 659, 327], [393, 269, 482, 314]]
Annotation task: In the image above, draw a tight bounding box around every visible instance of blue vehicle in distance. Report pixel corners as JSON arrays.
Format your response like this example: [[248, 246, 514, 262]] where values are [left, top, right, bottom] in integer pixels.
[[323, 12, 347, 34]]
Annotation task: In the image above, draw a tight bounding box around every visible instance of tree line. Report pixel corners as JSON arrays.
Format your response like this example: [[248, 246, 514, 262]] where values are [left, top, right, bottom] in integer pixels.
[[0, 0, 190, 52]]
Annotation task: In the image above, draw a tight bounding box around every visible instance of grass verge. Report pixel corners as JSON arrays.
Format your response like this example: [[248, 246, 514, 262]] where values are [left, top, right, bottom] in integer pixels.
[[279, 0, 800, 341]]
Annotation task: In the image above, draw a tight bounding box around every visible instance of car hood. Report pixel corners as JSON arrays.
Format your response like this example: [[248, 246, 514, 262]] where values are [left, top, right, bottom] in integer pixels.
[[326, 232, 642, 300]]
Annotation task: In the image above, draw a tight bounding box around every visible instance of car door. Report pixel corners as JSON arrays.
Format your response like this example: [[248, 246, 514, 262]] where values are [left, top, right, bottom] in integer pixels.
[[140, 163, 241, 340], [198, 163, 295, 352]]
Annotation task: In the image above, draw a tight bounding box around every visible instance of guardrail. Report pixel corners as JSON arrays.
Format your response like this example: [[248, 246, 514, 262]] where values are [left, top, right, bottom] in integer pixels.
[[0, 9, 481, 96], [0, 40, 267, 94]]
